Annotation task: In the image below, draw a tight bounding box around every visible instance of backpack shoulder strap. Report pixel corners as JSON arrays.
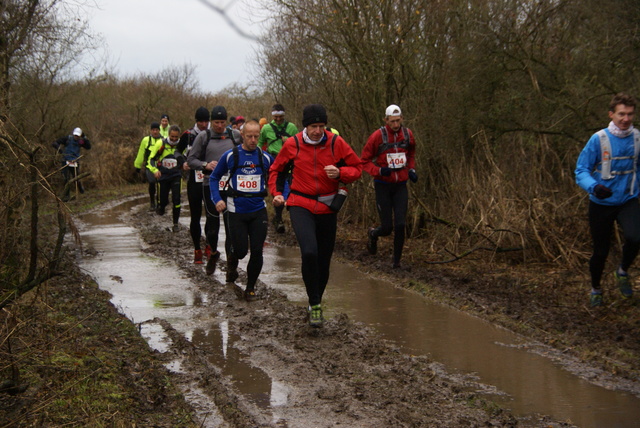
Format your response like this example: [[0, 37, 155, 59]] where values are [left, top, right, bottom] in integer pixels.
[[199, 129, 212, 161], [377, 127, 390, 156], [597, 130, 612, 179]]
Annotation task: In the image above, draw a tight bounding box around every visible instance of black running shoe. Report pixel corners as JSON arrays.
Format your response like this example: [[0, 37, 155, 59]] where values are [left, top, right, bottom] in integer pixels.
[[367, 227, 377, 255], [205, 251, 220, 275]]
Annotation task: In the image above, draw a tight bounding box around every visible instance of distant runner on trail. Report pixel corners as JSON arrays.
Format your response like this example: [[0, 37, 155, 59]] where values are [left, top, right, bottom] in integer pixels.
[[134, 122, 164, 211], [268, 104, 362, 327], [177, 107, 211, 264], [187, 106, 241, 276], [52, 127, 91, 202], [575, 92, 640, 307], [259, 103, 299, 233], [210, 120, 273, 301], [147, 125, 185, 232], [159, 114, 171, 138], [361, 104, 417, 269]]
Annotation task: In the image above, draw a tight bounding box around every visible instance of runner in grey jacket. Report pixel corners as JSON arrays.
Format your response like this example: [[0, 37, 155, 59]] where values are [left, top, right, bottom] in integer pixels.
[[186, 105, 241, 275]]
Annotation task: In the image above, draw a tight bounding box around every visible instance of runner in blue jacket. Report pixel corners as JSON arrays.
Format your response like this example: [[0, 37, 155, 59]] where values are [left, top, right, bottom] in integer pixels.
[[575, 93, 640, 307], [210, 120, 273, 301]]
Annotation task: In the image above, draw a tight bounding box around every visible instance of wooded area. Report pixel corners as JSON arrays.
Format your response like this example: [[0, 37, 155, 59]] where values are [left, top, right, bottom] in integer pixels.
[[2, 0, 640, 304]]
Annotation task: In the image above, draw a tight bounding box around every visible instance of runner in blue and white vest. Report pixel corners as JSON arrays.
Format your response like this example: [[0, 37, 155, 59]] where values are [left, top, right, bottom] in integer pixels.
[[209, 120, 273, 302], [575, 92, 640, 307]]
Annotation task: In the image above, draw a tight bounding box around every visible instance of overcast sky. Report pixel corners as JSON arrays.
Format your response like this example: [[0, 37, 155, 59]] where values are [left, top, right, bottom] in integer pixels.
[[87, 0, 265, 94]]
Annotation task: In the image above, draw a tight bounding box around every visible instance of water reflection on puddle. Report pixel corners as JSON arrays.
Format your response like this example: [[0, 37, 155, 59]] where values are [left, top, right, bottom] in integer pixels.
[[78, 197, 281, 426], [260, 225, 640, 428]]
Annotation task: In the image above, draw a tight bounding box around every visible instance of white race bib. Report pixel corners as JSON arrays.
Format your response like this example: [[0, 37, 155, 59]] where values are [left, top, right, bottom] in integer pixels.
[[161, 158, 177, 169], [195, 170, 205, 183], [386, 152, 406, 169], [236, 174, 261, 193], [218, 173, 230, 191], [66, 160, 78, 168]]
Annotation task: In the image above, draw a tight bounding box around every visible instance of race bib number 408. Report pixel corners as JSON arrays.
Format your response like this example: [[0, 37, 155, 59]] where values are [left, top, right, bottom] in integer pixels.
[[236, 174, 261, 192]]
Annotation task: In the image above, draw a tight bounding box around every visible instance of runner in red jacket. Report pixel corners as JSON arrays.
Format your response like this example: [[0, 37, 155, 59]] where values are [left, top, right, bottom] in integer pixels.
[[361, 104, 417, 269], [268, 104, 362, 327]]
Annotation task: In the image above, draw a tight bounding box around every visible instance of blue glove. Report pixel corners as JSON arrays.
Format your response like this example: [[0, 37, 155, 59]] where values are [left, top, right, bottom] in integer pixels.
[[593, 184, 612, 199], [380, 167, 391, 177], [408, 169, 418, 183]]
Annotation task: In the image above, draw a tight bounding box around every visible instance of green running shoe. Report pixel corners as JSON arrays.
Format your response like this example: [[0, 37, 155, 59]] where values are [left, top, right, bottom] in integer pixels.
[[308, 304, 324, 328], [614, 271, 633, 298], [590, 291, 603, 307]]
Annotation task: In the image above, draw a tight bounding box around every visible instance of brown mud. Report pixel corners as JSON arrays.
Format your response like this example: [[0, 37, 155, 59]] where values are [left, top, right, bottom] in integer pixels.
[[5, 191, 638, 427], [122, 197, 603, 428]]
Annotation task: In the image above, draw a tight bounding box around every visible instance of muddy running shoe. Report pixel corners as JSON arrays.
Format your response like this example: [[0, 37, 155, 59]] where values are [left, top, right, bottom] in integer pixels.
[[194, 250, 203, 264], [308, 304, 324, 328], [226, 268, 239, 283], [205, 251, 220, 275], [614, 271, 633, 298], [172, 224, 179, 233], [366, 227, 377, 255], [275, 220, 285, 234], [244, 289, 257, 302], [590, 291, 603, 307]]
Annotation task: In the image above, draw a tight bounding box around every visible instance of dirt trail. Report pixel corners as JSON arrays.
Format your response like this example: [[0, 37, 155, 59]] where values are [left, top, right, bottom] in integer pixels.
[[121, 202, 569, 428]]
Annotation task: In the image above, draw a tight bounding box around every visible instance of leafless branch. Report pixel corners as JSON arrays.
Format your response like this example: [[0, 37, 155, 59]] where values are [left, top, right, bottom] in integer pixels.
[[197, 0, 260, 41]]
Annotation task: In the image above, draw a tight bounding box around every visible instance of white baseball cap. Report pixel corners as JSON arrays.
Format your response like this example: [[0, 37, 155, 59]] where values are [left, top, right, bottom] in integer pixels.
[[73, 127, 82, 136], [385, 104, 402, 117]]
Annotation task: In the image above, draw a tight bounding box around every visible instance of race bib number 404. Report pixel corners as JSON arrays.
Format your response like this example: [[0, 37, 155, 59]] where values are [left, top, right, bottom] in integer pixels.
[[236, 174, 261, 192], [386, 152, 406, 169]]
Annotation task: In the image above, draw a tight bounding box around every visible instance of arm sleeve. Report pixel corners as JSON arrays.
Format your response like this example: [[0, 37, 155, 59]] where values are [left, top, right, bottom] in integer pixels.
[[361, 131, 382, 177], [209, 152, 230, 204], [81, 138, 91, 150], [146, 142, 161, 174], [187, 133, 205, 170], [406, 130, 416, 170], [336, 138, 363, 184], [52, 136, 66, 150], [133, 137, 148, 169], [268, 138, 294, 196], [575, 135, 599, 194], [177, 131, 190, 154]]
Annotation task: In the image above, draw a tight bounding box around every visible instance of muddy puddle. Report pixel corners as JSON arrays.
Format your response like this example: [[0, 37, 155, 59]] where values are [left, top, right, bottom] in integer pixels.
[[78, 197, 640, 428]]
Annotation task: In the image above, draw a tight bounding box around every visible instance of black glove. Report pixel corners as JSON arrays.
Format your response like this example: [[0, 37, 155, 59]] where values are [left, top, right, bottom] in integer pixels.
[[593, 184, 613, 199], [135, 168, 141, 174], [380, 167, 391, 177], [408, 169, 418, 183]]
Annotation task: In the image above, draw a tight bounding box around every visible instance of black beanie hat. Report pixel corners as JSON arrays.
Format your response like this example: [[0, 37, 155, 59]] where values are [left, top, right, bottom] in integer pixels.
[[195, 106, 209, 122], [161, 113, 169, 121], [302, 104, 328, 127], [150, 122, 160, 129], [211, 105, 227, 121]]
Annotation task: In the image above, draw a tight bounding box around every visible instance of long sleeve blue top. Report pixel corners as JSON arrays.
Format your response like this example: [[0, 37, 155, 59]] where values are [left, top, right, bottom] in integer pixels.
[[575, 129, 640, 206], [209, 146, 273, 213]]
